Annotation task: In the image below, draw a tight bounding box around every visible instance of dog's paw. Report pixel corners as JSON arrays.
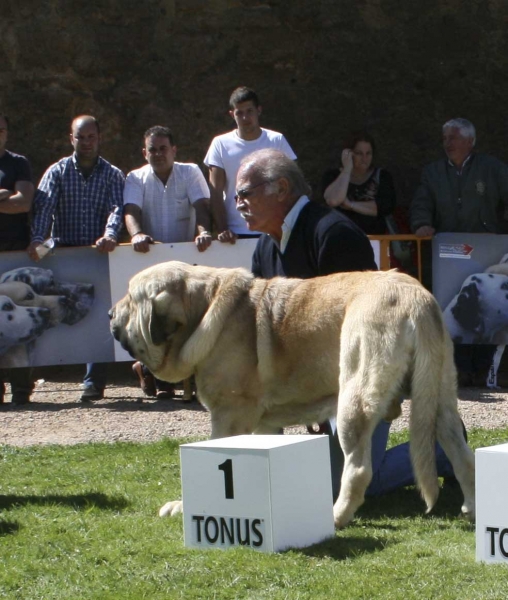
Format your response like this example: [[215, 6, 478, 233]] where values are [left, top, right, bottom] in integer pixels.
[[159, 500, 183, 517]]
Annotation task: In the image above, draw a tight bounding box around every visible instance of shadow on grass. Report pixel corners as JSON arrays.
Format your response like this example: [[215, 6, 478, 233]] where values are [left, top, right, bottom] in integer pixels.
[[297, 484, 471, 560], [0, 492, 129, 512], [300, 533, 391, 560], [0, 521, 20, 536]]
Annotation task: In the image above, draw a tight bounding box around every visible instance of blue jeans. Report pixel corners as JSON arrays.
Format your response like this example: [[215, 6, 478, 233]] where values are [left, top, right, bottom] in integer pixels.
[[327, 414, 455, 501], [83, 363, 108, 391], [366, 419, 454, 496]]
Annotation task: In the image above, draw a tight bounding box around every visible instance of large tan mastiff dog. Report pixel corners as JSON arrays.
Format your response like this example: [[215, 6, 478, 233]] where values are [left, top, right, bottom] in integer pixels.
[[110, 261, 475, 528]]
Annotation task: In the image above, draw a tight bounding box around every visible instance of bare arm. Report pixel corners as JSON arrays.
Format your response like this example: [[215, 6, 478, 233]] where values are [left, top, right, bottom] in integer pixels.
[[0, 181, 34, 214], [208, 166, 235, 243], [341, 197, 378, 216], [193, 197, 212, 252], [124, 203, 153, 253], [324, 150, 353, 208]]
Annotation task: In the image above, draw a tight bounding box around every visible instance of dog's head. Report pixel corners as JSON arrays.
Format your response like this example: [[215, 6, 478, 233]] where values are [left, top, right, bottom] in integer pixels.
[[110, 261, 253, 380], [0, 267, 94, 325], [0, 295, 51, 354], [0, 281, 70, 327], [0, 266, 56, 294], [444, 273, 508, 343]]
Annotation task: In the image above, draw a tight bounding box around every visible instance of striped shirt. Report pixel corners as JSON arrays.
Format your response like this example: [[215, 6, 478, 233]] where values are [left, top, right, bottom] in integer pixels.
[[32, 154, 125, 245]]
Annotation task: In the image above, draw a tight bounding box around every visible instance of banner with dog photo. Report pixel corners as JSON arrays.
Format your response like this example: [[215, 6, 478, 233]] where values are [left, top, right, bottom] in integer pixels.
[[0, 241, 258, 369], [0, 238, 381, 368], [433, 232, 508, 385]]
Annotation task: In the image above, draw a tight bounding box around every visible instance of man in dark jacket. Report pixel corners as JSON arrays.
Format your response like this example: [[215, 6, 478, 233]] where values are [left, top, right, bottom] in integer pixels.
[[411, 118, 508, 385]]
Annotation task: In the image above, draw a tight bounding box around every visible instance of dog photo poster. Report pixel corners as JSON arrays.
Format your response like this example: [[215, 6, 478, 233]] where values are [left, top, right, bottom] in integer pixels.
[[433, 233, 508, 345], [0, 238, 382, 368]]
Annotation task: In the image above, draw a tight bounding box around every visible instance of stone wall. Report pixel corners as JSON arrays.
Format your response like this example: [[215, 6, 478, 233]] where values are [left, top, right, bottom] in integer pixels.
[[2, 0, 508, 207]]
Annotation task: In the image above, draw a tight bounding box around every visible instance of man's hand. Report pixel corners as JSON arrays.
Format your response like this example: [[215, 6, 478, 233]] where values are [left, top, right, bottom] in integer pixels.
[[96, 236, 118, 253], [217, 229, 237, 244], [195, 231, 212, 253], [27, 241, 43, 262], [131, 233, 153, 253], [414, 225, 435, 237]]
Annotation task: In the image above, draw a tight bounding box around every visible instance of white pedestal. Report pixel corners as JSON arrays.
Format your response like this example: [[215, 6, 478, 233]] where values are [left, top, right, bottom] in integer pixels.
[[180, 435, 334, 552], [476, 443, 508, 563]]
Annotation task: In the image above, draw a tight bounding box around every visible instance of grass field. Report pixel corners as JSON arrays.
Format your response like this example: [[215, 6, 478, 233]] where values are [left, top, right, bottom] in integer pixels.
[[1, 429, 508, 599]]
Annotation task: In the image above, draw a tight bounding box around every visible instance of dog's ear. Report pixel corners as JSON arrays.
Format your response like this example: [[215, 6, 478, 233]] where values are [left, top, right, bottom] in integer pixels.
[[148, 291, 186, 346]]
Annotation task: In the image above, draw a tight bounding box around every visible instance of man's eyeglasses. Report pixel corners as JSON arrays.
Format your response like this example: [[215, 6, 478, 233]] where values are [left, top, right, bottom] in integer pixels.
[[234, 180, 272, 202]]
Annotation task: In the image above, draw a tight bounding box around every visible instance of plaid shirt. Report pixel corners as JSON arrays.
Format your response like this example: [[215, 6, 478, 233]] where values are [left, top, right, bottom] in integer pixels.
[[32, 154, 125, 245]]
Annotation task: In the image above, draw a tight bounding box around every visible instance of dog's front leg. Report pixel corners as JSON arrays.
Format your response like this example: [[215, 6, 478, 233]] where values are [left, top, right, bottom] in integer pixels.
[[209, 404, 262, 439]]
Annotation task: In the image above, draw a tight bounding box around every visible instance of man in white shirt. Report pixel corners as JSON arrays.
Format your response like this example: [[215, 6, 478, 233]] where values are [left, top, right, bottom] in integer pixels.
[[124, 125, 212, 253], [204, 86, 296, 243], [124, 126, 212, 398]]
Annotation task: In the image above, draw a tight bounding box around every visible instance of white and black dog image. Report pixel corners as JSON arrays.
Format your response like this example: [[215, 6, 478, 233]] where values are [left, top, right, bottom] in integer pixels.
[[0, 295, 51, 355], [443, 253, 508, 388], [0, 267, 94, 325], [443, 254, 508, 345], [0, 267, 95, 367]]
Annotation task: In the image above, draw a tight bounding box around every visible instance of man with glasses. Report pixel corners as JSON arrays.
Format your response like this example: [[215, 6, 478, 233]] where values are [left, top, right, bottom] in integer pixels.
[[0, 113, 36, 405], [204, 86, 296, 243], [237, 148, 456, 499]]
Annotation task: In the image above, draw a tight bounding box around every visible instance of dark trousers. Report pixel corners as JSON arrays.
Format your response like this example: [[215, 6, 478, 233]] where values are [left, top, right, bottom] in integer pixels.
[[0, 367, 34, 394], [83, 363, 108, 390]]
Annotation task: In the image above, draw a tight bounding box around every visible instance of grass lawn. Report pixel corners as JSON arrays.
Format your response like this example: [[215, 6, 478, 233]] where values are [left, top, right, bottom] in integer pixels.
[[1, 429, 508, 599]]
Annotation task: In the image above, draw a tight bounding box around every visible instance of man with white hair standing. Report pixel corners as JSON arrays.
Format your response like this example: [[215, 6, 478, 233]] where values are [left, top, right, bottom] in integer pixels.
[[411, 118, 508, 385]]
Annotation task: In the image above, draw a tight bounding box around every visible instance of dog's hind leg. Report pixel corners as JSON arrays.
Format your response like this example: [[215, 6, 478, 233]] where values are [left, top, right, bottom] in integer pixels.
[[332, 386, 380, 528]]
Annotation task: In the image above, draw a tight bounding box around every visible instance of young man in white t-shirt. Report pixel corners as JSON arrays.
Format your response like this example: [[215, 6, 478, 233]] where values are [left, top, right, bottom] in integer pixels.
[[204, 87, 296, 242]]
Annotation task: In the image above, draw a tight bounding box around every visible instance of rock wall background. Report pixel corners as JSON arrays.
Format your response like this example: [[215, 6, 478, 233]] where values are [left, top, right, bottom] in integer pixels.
[[2, 0, 508, 207]]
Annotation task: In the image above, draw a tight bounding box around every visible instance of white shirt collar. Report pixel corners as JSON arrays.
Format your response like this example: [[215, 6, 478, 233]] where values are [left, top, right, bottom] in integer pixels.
[[279, 195, 310, 253]]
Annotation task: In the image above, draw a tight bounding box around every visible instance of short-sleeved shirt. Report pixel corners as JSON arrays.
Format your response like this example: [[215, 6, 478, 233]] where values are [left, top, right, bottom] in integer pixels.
[[123, 162, 210, 243], [0, 150, 33, 246], [204, 128, 296, 235]]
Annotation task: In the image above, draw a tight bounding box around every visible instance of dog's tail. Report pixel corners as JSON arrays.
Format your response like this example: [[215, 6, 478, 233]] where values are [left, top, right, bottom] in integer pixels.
[[409, 296, 448, 513]]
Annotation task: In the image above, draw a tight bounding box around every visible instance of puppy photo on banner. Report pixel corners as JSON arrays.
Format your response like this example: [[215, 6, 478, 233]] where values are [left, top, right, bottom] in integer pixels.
[[433, 233, 508, 387], [0, 247, 111, 367]]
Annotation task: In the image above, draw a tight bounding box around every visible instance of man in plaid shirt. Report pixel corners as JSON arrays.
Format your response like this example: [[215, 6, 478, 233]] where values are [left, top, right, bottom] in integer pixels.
[[28, 115, 125, 402]]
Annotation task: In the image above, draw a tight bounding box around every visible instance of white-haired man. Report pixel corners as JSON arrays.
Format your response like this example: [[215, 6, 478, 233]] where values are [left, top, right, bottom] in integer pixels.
[[410, 118, 508, 385], [239, 148, 455, 500]]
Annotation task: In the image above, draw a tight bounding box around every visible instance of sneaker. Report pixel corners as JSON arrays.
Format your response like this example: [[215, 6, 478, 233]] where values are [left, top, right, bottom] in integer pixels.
[[132, 361, 157, 397], [80, 386, 104, 402], [12, 392, 31, 405]]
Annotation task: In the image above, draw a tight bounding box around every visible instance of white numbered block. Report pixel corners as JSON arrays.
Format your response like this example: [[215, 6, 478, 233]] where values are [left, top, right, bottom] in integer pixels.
[[180, 435, 334, 552], [476, 443, 508, 563]]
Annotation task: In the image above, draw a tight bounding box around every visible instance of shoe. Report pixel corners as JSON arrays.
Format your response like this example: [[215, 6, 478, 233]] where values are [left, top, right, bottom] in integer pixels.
[[132, 361, 157, 397], [80, 386, 104, 402], [0, 382, 4, 404], [156, 380, 174, 400], [12, 392, 31, 405]]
